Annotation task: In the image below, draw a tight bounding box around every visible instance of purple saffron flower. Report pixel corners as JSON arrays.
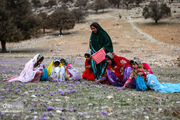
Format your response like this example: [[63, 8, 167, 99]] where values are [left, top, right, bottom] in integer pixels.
[[15, 90, 20, 93], [142, 106, 146, 109], [34, 88, 37, 91], [66, 91, 71, 94], [78, 112, 83, 115], [71, 89, 76, 93], [66, 108, 69, 111], [50, 93, 54, 96], [29, 107, 35, 111], [23, 99, 27, 103], [1, 96, 5, 99], [101, 111, 107, 115], [8, 89, 13, 92], [84, 112, 87, 115], [21, 93, 24, 96], [156, 100, 160, 104], [72, 108, 77, 112], [49, 111, 53, 115], [148, 106, 152, 110], [1, 112, 5, 116], [60, 107, 65, 112], [43, 112, 47, 116], [59, 90, 65, 95], [38, 117, 47, 120], [61, 116, 66, 120], [47, 106, 55, 111], [13, 113, 19, 117]]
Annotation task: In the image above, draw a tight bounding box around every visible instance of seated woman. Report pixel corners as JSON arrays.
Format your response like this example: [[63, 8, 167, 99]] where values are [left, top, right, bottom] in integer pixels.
[[82, 51, 95, 81], [5, 54, 44, 82], [47, 57, 67, 81], [119, 57, 153, 90], [113, 54, 136, 88], [96, 53, 123, 86], [61, 58, 81, 80]]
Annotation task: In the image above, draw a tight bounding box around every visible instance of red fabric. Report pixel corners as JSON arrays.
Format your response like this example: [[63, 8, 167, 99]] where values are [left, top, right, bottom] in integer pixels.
[[82, 59, 95, 81], [113, 54, 131, 67], [124, 77, 133, 87]]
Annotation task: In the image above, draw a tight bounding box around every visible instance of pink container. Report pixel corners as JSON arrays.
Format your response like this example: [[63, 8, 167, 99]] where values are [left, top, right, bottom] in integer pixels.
[[91, 48, 106, 64]]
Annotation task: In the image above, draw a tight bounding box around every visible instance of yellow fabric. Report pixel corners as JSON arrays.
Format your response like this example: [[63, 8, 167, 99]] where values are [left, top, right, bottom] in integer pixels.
[[47, 61, 69, 79]]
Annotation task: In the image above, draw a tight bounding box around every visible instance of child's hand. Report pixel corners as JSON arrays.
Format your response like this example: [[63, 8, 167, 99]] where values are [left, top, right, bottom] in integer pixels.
[[43, 65, 45, 68], [86, 65, 91, 69]]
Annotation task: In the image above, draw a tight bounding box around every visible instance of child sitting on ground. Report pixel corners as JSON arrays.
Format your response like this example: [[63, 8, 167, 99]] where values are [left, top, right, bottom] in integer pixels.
[[47, 57, 67, 81], [82, 51, 95, 81], [61, 58, 81, 80]]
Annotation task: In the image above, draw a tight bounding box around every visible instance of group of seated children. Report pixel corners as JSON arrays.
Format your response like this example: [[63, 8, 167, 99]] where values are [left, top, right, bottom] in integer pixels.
[[5, 54, 81, 82]]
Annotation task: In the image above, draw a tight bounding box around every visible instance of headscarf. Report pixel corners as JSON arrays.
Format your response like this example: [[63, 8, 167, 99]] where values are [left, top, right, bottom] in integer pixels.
[[106, 52, 113, 59], [85, 50, 91, 56], [7, 54, 43, 82], [89, 22, 113, 54], [130, 57, 142, 66]]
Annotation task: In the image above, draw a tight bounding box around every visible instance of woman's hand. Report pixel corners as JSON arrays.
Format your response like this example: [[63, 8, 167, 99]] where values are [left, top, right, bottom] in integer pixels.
[[37, 71, 43, 74], [110, 68, 115, 73], [120, 60, 127, 65]]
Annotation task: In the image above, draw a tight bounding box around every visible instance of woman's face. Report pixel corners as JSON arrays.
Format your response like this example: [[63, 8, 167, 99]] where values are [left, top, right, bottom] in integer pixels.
[[91, 26, 97, 34], [37, 59, 43, 65], [106, 58, 112, 65], [132, 63, 138, 69]]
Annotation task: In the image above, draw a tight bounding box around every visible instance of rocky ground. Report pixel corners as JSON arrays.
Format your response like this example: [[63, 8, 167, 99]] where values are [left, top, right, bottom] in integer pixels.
[[0, 7, 180, 120]]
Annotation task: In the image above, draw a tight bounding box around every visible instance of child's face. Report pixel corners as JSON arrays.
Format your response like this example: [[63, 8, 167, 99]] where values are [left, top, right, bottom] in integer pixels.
[[85, 55, 90, 61], [106, 58, 112, 65], [61, 61, 66, 65], [54, 62, 60, 67], [132, 63, 138, 69]]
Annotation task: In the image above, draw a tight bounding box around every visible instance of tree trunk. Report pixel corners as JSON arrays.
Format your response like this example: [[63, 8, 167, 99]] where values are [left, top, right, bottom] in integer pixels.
[[1, 40, 7, 53], [155, 19, 158, 24], [59, 29, 63, 35], [43, 28, 46, 34]]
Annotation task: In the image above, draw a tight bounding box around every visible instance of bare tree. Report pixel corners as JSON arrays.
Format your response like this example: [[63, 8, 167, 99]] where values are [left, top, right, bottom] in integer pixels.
[[143, 1, 171, 23], [49, 9, 75, 35]]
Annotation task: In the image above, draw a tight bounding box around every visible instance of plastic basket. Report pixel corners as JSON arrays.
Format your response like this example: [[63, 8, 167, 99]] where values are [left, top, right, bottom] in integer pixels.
[[91, 48, 106, 64]]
